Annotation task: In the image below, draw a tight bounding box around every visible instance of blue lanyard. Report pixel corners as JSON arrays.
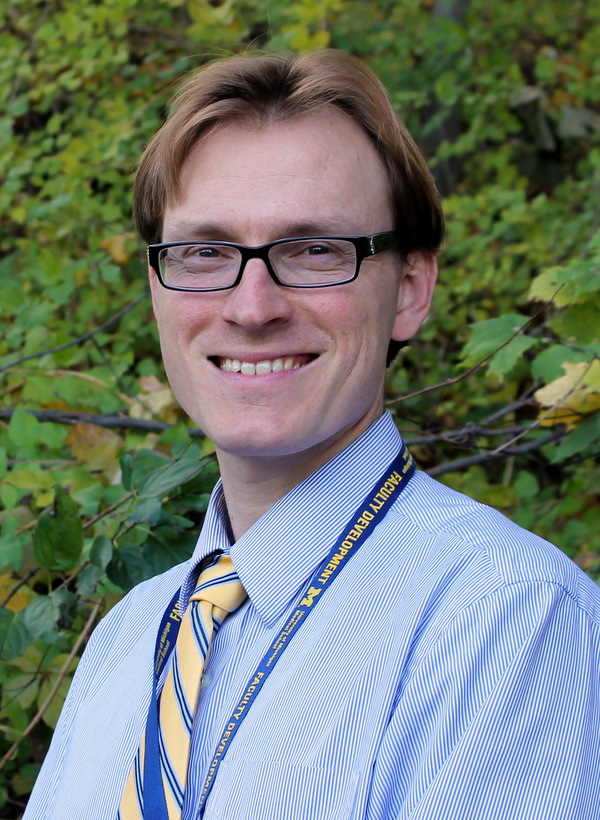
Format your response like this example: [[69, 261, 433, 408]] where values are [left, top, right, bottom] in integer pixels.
[[142, 443, 416, 818]]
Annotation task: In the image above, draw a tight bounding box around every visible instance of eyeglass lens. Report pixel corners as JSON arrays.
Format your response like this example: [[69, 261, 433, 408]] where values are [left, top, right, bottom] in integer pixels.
[[158, 239, 357, 289]]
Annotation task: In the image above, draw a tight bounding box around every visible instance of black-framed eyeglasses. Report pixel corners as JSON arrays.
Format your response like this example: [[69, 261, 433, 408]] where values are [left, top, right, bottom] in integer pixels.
[[147, 232, 399, 292]]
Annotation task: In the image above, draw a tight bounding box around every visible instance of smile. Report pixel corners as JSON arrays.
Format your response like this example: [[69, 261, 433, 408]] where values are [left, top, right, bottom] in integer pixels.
[[217, 355, 312, 374]]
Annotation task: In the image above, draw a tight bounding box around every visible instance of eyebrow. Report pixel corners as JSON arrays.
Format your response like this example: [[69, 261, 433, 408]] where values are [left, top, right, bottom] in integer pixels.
[[161, 219, 363, 243]]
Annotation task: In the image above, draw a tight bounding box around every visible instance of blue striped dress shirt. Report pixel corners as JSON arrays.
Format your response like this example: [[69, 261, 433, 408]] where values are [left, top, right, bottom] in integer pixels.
[[24, 412, 600, 819]]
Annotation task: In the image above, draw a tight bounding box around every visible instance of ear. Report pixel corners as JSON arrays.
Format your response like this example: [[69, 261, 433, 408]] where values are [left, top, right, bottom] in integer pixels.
[[391, 251, 438, 342]]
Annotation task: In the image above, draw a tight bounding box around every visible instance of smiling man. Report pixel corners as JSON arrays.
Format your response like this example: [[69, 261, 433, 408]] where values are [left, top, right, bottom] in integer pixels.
[[25, 51, 600, 820], [148, 106, 435, 535]]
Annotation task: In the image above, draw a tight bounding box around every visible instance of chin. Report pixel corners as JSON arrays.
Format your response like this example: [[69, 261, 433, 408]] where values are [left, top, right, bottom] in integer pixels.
[[216, 435, 306, 460]]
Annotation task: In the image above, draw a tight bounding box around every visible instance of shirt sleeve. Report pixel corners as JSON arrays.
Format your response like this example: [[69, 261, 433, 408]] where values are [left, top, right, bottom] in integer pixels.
[[368, 580, 600, 820]]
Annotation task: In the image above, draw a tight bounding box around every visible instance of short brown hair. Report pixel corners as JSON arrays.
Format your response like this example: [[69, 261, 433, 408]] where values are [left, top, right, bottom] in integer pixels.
[[134, 50, 444, 254]]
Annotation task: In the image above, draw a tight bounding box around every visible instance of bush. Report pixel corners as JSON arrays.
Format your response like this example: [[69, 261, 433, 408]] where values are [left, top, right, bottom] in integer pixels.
[[1, 0, 599, 812]]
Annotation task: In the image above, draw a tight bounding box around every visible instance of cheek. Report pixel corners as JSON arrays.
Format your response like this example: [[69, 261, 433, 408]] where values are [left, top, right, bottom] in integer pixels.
[[155, 294, 212, 344], [154, 304, 206, 391], [346, 293, 397, 359]]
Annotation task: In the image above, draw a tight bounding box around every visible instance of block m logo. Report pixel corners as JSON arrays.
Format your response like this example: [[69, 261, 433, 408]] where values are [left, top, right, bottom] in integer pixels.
[[300, 586, 322, 607]]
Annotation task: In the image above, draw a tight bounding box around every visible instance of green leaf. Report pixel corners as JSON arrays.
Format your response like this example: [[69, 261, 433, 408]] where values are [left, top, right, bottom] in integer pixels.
[[3, 673, 39, 710], [461, 314, 537, 377], [0, 483, 22, 512], [0, 529, 25, 572], [487, 335, 537, 379], [77, 565, 103, 597], [550, 303, 600, 346], [143, 527, 198, 578], [106, 544, 146, 592], [551, 409, 600, 463], [531, 345, 588, 383], [21, 596, 56, 641], [8, 406, 40, 451], [512, 471, 540, 500], [32, 487, 83, 571], [127, 497, 164, 526], [89, 535, 113, 571], [529, 260, 600, 306], [120, 453, 133, 492], [51, 589, 75, 629], [139, 459, 208, 499], [1, 614, 32, 662], [0, 608, 15, 650]]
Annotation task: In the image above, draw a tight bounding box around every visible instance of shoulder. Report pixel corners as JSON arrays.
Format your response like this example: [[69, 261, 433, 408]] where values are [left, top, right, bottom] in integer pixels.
[[380, 469, 600, 625]]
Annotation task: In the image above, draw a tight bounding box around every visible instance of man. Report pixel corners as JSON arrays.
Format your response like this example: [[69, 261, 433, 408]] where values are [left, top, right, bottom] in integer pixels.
[[25, 51, 599, 819]]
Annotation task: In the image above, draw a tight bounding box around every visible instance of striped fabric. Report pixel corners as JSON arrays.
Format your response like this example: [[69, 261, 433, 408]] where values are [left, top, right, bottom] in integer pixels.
[[119, 555, 246, 820], [23, 412, 600, 820]]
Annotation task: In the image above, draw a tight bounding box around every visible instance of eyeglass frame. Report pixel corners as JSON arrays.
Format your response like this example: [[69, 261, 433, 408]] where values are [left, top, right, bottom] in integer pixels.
[[147, 231, 399, 292]]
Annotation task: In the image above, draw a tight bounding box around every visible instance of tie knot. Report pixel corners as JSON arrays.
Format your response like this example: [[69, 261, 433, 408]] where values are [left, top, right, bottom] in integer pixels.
[[190, 554, 247, 614]]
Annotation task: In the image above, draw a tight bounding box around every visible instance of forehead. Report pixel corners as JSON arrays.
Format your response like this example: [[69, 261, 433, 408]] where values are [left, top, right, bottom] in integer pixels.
[[163, 109, 394, 242]]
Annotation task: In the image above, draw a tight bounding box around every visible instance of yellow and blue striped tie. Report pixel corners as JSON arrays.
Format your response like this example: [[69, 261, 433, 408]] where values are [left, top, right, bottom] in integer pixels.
[[119, 554, 247, 819]]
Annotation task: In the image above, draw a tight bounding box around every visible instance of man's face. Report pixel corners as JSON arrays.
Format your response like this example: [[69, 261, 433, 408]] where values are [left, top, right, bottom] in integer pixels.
[[150, 109, 435, 475]]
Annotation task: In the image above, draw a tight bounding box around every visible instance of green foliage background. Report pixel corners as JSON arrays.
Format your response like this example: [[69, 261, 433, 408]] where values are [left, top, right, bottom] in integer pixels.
[[1, 0, 599, 813]]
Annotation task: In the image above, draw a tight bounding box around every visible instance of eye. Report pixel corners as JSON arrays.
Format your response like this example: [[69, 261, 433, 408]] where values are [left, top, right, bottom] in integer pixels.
[[291, 241, 346, 258], [290, 239, 352, 265], [183, 245, 225, 259], [179, 244, 239, 267], [304, 243, 335, 256]]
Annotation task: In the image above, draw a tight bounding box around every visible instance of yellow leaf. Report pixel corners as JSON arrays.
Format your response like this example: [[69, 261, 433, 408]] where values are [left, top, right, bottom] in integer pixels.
[[11, 766, 40, 796], [10, 206, 27, 224], [309, 30, 331, 49], [99, 233, 134, 265], [126, 377, 181, 424], [528, 266, 571, 306], [10, 646, 43, 674], [65, 423, 122, 476], [534, 360, 600, 428], [139, 375, 166, 393], [47, 652, 79, 674], [4, 469, 54, 492], [35, 490, 56, 509], [0, 573, 35, 613]]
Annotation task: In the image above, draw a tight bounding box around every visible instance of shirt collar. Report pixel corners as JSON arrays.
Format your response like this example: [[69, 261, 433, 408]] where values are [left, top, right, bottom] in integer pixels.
[[181, 411, 405, 626]]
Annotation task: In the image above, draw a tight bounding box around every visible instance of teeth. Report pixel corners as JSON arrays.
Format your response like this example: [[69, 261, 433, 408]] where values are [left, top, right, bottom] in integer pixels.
[[255, 360, 271, 375], [220, 356, 299, 374]]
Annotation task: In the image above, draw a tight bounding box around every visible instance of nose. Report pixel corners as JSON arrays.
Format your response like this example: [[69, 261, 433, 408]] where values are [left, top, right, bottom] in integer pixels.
[[221, 258, 294, 330]]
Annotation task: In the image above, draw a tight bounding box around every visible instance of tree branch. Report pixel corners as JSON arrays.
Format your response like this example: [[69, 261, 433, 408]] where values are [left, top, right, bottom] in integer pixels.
[[387, 304, 548, 406], [0, 295, 147, 374], [426, 431, 564, 477], [0, 407, 201, 436]]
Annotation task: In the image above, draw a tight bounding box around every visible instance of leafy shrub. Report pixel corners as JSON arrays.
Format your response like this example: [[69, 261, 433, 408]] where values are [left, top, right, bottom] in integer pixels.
[[1, 0, 599, 812]]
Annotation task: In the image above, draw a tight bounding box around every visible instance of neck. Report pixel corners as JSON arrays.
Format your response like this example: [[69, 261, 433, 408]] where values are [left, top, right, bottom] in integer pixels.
[[217, 451, 321, 541], [216, 411, 387, 540]]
